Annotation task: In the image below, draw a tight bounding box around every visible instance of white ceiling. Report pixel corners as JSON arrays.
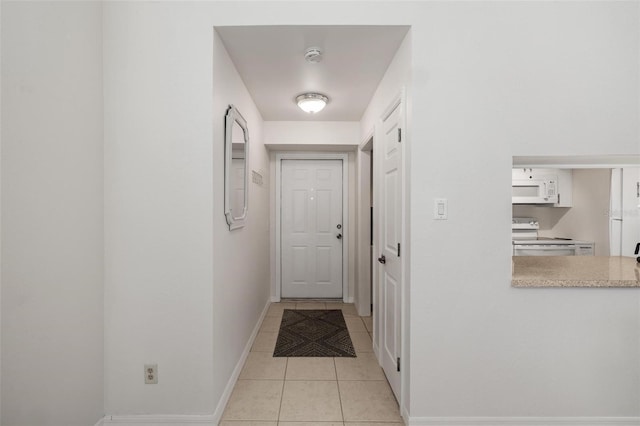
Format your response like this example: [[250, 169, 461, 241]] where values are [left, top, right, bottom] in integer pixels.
[[215, 25, 410, 121]]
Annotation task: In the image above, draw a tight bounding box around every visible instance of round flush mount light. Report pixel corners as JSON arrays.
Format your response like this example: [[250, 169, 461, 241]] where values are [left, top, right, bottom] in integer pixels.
[[304, 47, 323, 63], [296, 93, 329, 114]]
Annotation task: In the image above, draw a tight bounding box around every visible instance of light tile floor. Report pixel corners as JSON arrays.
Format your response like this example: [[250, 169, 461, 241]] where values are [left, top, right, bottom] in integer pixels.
[[220, 301, 403, 426]]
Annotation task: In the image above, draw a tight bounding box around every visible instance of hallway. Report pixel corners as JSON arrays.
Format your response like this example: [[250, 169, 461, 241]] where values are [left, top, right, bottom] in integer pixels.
[[220, 302, 403, 425]]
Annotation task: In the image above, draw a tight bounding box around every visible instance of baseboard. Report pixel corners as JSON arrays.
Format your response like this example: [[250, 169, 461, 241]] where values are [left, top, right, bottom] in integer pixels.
[[271, 296, 280, 302], [103, 415, 214, 424], [100, 300, 270, 426], [211, 298, 271, 424], [407, 417, 640, 426], [402, 404, 410, 425]]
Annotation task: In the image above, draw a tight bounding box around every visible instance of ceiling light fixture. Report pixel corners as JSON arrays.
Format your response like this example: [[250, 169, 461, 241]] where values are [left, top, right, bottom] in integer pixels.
[[296, 93, 329, 114]]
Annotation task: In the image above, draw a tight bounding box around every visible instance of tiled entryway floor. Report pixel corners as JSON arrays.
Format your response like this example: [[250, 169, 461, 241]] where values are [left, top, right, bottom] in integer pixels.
[[220, 301, 403, 426]]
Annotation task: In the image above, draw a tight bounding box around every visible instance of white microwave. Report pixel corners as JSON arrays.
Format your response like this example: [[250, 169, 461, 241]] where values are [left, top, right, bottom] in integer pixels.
[[512, 177, 558, 204]]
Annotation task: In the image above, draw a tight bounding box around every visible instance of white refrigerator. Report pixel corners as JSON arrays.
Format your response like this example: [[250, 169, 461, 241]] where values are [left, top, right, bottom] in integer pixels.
[[609, 167, 640, 257]]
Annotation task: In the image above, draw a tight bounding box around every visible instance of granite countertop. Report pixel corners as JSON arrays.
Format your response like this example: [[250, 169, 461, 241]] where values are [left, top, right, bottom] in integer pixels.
[[512, 256, 640, 288]]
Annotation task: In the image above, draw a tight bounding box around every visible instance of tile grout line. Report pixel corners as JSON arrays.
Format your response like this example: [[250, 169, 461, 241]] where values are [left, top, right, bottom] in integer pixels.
[[334, 357, 346, 423], [276, 356, 289, 422]]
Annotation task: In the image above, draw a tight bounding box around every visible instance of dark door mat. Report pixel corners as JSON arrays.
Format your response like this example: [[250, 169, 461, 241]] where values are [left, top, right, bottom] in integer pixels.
[[273, 309, 356, 357]]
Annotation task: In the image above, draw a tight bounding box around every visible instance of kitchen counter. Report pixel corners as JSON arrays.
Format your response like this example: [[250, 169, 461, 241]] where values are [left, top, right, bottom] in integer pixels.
[[512, 256, 640, 288]]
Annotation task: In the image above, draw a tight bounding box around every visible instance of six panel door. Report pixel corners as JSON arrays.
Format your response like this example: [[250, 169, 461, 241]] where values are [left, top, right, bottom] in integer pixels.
[[281, 159, 343, 299]]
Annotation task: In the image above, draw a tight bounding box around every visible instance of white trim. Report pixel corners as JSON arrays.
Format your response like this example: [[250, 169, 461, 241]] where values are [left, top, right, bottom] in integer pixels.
[[381, 94, 403, 122], [212, 299, 271, 423], [266, 143, 357, 152], [407, 417, 640, 426], [355, 133, 373, 317], [274, 152, 350, 302], [359, 128, 374, 151], [98, 414, 640, 426], [402, 406, 410, 425], [397, 86, 409, 420], [103, 415, 214, 425], [373, 338, 380, 360]]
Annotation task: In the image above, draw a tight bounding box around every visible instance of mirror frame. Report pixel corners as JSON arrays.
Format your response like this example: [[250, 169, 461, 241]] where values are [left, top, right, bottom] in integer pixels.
[[224, 105, 250, 230]]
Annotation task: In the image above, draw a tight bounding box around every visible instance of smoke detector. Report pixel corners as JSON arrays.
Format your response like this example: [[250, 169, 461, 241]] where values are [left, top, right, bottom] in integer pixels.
[[304, 47, 323, 63]]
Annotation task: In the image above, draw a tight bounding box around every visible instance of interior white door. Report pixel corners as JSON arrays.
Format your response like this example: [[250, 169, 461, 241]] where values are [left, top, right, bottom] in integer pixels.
[[281, 159, 343, 298], [377, 99, 403, 399]]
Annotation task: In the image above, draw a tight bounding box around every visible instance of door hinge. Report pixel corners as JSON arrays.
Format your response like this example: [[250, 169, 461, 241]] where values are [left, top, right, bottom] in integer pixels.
[[397, 243, 401, 257], [397, 357, 401, 372], [397, 128, 402, 143]]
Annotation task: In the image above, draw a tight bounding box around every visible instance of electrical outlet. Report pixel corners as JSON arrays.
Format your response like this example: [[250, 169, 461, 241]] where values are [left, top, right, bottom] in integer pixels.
[[144, 364, 158, 384]]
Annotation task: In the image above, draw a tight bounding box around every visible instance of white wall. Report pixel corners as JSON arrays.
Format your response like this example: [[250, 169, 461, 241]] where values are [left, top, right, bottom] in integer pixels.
[[264, 121, 359, 148], [551, 169, 611, 255], [2, 1, 634, 423], [410, 1, 639, 420], [103, 1, 272, 416], [212, 30, 270, 414], [358, 30, 412, 416], [103, 2, 215, 415], [97, 0, 414, 419], [1, 2, 104, 425], [360, 33, 411, 138]]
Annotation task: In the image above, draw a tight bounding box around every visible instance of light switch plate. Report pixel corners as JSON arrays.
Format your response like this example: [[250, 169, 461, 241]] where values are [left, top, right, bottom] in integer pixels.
[[434, 198, 448, 220]]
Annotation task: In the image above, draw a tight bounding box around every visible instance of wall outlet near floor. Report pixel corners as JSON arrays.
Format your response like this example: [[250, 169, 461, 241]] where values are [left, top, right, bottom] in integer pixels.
[[144, 364, 158, 384]]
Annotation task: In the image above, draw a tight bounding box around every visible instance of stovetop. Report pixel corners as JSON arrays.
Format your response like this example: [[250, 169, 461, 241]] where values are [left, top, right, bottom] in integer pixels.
[[511, 217, 593, 245]]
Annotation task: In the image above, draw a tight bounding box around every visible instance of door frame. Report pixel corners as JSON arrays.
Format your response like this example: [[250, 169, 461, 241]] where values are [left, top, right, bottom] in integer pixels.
[[356, 133, 373, 317], [274, 152, 350, 302]]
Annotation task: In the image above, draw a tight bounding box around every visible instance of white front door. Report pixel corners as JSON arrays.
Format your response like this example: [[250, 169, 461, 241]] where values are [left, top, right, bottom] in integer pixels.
[[281, 159, 343, 298], [377, 98, 403, 400]]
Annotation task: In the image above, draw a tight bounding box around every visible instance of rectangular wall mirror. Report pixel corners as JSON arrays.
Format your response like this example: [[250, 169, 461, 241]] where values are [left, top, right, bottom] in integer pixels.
[[224, 105, 250, 230]]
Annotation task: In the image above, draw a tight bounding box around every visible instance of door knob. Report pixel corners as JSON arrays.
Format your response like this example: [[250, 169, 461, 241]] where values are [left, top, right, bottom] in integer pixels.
[[378, 255, 386, 264], [337, 234, 342, 240]]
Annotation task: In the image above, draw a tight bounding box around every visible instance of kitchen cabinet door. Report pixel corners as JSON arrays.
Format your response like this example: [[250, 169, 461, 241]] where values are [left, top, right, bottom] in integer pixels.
[[555, 169, 573, 207]]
